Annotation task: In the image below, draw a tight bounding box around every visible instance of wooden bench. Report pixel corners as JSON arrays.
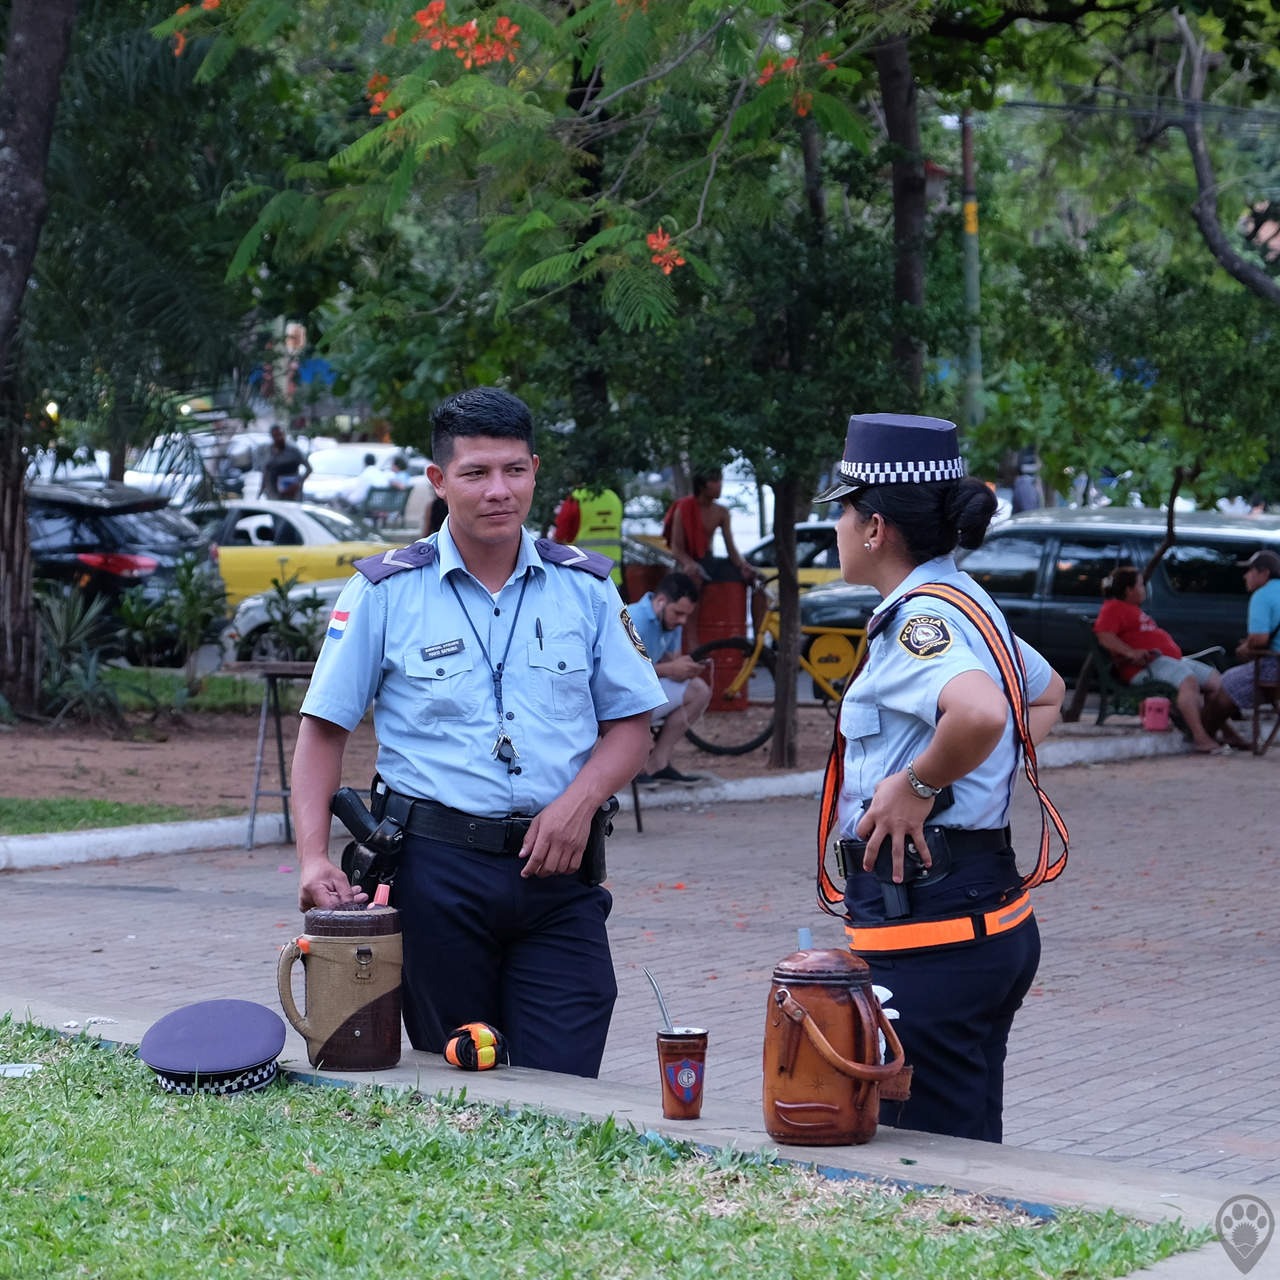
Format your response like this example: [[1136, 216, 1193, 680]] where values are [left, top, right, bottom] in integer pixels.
[[358, 485, 411, 529]]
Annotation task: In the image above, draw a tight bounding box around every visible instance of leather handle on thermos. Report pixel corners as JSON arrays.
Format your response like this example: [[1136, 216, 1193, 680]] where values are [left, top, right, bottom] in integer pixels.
[[276, 939, 311, 1039], [774, 988, 906, 1082]]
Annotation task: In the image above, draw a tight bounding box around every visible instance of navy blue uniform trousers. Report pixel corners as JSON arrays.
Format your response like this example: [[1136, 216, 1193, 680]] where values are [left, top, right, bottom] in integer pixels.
[[868, 919, 1040, 1143], [393, 831, 617, 1077]]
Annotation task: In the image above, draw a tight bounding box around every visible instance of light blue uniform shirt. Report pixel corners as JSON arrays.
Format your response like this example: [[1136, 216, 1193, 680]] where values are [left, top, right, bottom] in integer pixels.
[[301, 523, 665, 817], [629, 592, 681, 664], [837, 554, 1054, 836], [1248, 578, 1280, 652]]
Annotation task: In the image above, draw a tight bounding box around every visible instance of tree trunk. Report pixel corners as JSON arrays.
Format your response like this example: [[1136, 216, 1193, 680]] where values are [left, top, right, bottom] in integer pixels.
[[874, 35, 926, 400], [768, 476, 803, 769], [0, 0, 78, 714]]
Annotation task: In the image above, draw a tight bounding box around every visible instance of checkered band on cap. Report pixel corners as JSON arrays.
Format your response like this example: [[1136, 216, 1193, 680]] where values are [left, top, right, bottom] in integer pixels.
[[816, 412, 965, 502], [834, 455, 967, 485], [154, 1059, 280, 1097]]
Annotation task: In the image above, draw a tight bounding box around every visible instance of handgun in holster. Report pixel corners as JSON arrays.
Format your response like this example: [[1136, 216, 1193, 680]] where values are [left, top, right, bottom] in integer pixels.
[[332, 784, 405, 895], [580, 795, 620, 887], [835, 786, 955, 919]]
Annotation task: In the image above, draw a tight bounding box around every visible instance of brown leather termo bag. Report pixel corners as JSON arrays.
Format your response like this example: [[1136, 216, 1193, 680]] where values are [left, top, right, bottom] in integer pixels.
[[762, 948, 910, 1145]]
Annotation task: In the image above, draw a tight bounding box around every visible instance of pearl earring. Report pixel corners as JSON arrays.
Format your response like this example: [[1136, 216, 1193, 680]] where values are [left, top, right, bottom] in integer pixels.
[[863, 541, 872, 551]]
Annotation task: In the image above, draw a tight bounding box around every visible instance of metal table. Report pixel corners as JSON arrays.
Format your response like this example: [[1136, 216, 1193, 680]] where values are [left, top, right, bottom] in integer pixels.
[[226, 660, 316, 848]]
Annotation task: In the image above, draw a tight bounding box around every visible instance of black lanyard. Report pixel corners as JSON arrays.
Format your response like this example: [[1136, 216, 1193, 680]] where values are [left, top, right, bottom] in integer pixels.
[[447, 571, 531, 773]]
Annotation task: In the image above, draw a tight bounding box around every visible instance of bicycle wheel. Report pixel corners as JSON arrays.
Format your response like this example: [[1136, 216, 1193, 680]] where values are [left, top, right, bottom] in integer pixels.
[[684, 638, 777, 756]]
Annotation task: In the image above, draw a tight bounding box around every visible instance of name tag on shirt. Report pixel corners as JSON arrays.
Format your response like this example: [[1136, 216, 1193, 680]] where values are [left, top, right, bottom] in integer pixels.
[[422, 639, 465, 661]]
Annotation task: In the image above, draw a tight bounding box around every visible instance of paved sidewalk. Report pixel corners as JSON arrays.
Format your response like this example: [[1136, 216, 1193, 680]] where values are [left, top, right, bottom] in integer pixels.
[[2, 730, 1278, 1275]]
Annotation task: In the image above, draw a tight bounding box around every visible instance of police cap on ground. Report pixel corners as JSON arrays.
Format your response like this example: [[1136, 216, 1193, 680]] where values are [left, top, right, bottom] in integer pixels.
[[815, 413, 966, 503], [1238, 549, 1280, 576], [139, 999, 286, 1096]]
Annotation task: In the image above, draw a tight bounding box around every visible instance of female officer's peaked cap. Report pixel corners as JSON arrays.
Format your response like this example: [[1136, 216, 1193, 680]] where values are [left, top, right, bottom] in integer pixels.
[[815, 413, 966, 502]]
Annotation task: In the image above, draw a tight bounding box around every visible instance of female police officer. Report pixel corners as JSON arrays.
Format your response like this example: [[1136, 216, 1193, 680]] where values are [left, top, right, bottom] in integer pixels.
[[815, 413, 1067, 1142]]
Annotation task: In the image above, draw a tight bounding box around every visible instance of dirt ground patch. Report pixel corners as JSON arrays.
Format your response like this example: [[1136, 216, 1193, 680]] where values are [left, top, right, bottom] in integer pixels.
[[0, 703, 836, 818]]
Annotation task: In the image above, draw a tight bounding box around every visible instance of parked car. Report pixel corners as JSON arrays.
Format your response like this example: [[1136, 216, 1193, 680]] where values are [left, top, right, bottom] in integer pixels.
[[222, 576, 348, 662], [186, 499, 391, 610], [744, 522, 842, 591], [301, 442, 428, 506], [28, 479, 221, 658], [798, 507, 1280, 677]]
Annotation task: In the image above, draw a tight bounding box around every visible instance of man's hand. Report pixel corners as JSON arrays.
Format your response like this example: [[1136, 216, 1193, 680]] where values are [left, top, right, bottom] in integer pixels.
[[299, 859, 367, 911], [854, 771, 935, 884], [519, 797, 593, 879], [663, 654, 707, 681]]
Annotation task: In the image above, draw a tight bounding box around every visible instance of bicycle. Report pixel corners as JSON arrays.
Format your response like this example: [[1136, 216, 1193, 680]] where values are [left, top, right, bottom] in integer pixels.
[[685, 606, 867, 755]]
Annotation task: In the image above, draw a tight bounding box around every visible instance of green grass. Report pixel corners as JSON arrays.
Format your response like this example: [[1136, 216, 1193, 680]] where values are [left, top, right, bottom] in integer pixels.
[[104, 668, 305, 714], [0, 1019, 1210, 1280], [0, 796, 192, 834]]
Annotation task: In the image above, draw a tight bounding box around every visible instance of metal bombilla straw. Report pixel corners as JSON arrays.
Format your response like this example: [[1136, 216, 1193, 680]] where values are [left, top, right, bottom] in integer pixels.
[[642, 966, 675, 1033]]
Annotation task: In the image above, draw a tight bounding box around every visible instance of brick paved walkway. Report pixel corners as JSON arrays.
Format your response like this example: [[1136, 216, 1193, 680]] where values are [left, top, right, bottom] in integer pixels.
[[2, 749, 1276, 1187]]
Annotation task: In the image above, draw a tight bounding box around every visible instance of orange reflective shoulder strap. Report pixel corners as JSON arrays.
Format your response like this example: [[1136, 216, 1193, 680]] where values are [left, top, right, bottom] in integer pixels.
[[899, 583, 1069, 890], [816, 711, 847, 916]]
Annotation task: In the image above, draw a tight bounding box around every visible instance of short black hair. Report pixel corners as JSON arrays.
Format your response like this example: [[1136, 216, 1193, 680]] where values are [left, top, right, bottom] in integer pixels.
[[431, 387, 534, 468], [655, 572, 699, 604], [691, 470, 722, 496], [363, 452, 377, 466], [1103, 565, 1141, 599]]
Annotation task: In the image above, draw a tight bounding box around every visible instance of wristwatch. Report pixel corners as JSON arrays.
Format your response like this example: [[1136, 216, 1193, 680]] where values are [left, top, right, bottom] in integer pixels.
[[906, 759, 943, 799]]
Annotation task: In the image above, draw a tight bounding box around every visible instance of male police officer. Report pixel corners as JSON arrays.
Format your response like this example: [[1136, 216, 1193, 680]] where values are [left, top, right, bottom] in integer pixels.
[[292, 387, 665, 1077]]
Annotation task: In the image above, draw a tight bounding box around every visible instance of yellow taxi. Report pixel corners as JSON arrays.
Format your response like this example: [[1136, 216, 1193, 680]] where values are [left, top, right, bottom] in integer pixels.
[[188, 499, 391, 610]]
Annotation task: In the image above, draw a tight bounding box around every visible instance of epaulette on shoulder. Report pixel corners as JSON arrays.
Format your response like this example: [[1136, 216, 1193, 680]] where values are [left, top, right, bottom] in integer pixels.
[[354, 538, 438, 584], [535, 537, 613, 581]]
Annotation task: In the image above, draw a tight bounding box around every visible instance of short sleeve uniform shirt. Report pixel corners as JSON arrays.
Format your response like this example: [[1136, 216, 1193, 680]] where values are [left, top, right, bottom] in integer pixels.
[[301, 523, 665, 817], [838, 555, 1054, 835]]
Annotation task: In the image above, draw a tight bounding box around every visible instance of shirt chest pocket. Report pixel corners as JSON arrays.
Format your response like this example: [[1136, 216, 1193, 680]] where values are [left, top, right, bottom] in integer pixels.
[[529, 642, 591, 719], [404, 647, 476, 722], [840, 700, 885, 797]]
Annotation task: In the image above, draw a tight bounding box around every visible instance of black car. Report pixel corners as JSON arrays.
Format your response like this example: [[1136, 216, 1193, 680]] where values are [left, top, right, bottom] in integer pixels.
[[28, 479, 221, 655], [798, 508, 1280, 677]]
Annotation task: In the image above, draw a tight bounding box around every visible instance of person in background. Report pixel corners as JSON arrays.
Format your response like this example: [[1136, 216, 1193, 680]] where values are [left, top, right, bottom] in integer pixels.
[[1203, 550, 1280, 743], [1093, 566, 1230, 755], [815, 411, 1067, 1143], [662, 469, 761, 648], [261, 424, 312, 500], [628, 573, 709, 787], [291, 386, 665, 1078], [340, 453, 385, 510], [550, 485, 624, 587]]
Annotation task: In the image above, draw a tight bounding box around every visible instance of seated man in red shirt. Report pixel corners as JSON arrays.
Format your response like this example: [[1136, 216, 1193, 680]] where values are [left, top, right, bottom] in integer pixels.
[[1094, 566, 1230, 754]]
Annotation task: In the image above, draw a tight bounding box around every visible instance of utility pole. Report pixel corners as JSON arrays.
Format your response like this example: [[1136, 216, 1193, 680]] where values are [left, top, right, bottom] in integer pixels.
[[961, 109, 983, 430]]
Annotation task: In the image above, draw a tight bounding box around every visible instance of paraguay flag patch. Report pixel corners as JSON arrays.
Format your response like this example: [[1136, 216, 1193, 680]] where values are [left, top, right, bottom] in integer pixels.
[[327, 609, 350, 641]]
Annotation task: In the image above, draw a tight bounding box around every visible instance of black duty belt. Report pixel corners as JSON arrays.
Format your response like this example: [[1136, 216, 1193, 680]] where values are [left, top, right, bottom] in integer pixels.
[[383, 792, 532, 856], [836, 825, 1009, 867]]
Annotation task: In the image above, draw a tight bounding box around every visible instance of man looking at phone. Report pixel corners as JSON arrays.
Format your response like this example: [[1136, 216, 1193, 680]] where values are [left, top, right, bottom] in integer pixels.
[[630, 573, 710, 786]]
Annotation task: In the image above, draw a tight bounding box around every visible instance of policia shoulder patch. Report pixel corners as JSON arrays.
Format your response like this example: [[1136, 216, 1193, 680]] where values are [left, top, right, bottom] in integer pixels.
[[620, 606, 649, 658], [898, 614, 952, 659]]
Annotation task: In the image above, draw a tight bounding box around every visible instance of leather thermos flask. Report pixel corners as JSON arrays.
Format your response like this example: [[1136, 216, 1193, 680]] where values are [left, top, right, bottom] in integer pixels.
[[277, 904, 402, 1070], [762, 948, 909, 1145]]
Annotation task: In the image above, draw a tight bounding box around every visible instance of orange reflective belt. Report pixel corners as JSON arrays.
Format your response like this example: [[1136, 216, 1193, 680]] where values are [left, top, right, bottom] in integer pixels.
[[846, 891, 1033, 954]]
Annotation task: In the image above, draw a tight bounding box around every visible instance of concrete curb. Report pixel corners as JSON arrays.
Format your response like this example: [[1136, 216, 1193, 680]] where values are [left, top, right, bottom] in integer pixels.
[[0, 727, 1195, 872]]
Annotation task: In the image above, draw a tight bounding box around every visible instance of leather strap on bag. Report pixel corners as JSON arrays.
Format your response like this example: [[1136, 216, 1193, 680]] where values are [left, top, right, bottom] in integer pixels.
[[773, 986, 907, 1083], [816, 583, 1069, 921]]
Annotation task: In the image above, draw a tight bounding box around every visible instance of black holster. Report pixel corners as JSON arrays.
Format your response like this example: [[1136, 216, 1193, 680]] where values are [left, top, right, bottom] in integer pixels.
[[580, 795, 620, 886], [333, 783, 404, 895]]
